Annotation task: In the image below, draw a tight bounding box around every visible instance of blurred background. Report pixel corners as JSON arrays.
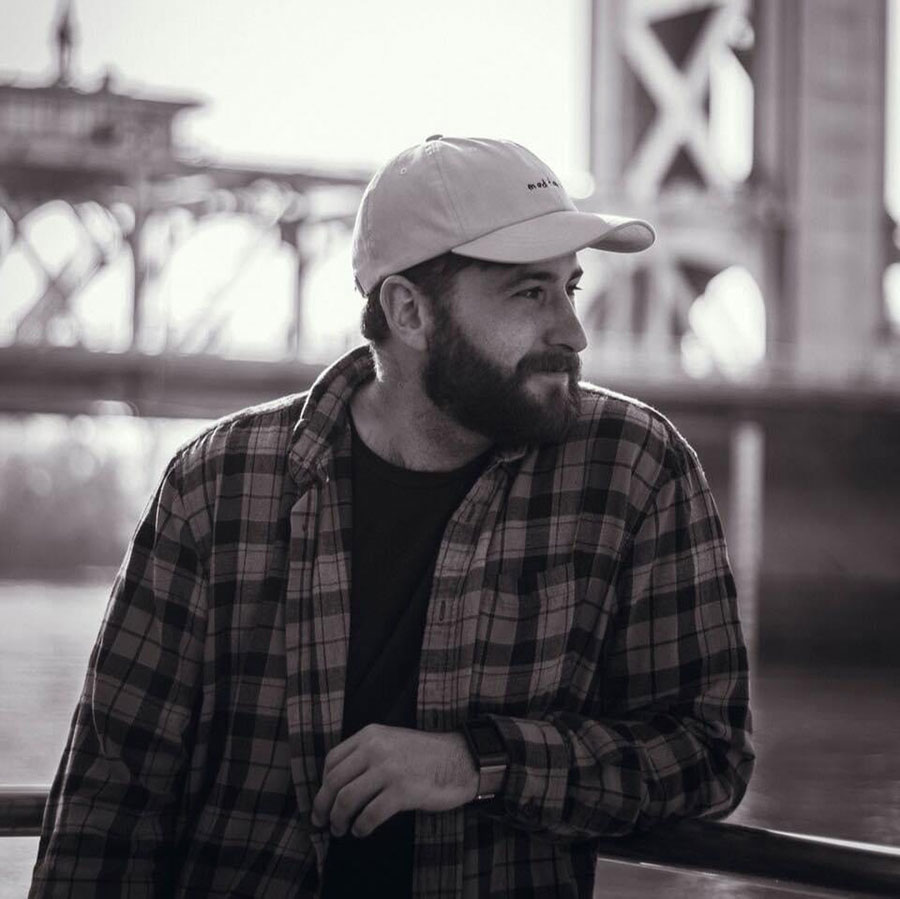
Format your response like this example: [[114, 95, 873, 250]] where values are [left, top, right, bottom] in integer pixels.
[[1, 0, 899, 895]]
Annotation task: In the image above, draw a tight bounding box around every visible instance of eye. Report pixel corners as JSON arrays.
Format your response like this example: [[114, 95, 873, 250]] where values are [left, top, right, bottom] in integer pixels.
[[516, 287, 544, 300]]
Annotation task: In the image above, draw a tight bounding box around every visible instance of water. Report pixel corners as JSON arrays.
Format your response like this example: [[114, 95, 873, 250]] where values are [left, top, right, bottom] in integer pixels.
[[1, 580, 898, 898]]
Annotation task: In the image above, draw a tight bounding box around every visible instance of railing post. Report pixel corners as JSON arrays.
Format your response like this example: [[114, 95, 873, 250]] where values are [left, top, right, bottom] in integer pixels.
[[729, 418, 765, 665]]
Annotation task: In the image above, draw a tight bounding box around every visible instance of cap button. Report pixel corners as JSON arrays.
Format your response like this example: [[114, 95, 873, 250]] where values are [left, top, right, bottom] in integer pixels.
[[425, 134, 443, 142]]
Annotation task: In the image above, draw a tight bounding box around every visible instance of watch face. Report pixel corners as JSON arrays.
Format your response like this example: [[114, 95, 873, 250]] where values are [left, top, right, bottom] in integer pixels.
[[470, 725, 502, 755], [467, 721, 505, 760]]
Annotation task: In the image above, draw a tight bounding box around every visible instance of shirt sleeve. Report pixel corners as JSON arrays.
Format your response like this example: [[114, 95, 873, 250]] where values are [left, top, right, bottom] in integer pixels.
[[483, 442, 755, 841], [30, 455, 208, 897]]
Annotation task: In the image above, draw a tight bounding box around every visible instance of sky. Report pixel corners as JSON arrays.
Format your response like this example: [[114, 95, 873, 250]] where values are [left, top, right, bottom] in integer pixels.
[[2, 0, 892, 207], [0, 0, 588, 175], [1, 0, 898, 364]]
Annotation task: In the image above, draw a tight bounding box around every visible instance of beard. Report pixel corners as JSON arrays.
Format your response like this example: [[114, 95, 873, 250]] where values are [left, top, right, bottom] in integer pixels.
[[422, 304, 582, 448]]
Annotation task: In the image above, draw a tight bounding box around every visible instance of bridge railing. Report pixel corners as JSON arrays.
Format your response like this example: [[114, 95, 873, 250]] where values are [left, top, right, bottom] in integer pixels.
[[3, 786, 900, 896]]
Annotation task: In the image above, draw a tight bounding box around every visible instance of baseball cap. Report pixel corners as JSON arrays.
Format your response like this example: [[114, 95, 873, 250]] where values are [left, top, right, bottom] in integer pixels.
[[352, 134, 655, 295]]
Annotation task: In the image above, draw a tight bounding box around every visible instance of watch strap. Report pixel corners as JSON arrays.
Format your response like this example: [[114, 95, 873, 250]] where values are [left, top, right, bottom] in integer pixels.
[[460, 718, 508, 801]]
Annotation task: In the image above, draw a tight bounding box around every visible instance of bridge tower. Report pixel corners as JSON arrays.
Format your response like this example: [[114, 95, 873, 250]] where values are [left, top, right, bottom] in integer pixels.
[[584, 0, 898, 657], [585, 0, 897, 384]]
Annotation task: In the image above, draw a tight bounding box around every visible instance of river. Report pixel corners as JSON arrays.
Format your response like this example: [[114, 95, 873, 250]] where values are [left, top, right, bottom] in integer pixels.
[[1, 580, 898, 897]]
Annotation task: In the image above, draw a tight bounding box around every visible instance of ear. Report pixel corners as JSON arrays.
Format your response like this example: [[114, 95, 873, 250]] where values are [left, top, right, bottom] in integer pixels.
[[378, 275, 431, 351]]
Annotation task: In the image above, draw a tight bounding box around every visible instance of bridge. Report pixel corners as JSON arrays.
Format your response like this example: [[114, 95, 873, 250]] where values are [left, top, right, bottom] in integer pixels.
[[3, 0, 897, 398], [2, 0, 899, 664]]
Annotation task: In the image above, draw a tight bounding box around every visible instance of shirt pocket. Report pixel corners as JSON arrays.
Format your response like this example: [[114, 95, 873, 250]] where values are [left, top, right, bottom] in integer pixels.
[[470, 561, 576, 715]]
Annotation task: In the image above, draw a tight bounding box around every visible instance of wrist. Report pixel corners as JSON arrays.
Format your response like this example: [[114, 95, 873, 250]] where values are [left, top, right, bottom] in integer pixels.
[[434, 731, 479, 802]]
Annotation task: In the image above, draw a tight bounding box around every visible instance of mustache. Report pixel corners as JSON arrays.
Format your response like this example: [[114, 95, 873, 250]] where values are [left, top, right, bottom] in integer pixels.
[[516, 350, 581, 377]]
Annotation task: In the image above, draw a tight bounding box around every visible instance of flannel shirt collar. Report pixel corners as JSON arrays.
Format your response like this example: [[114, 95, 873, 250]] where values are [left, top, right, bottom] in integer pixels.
[[287, 345, 374, 484], [287, 344, 529, 485]]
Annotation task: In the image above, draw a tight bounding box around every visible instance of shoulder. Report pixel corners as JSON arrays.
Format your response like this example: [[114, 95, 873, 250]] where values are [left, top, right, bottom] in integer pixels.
[[168, 392, 310, 488], [572, 382, 699, 485]]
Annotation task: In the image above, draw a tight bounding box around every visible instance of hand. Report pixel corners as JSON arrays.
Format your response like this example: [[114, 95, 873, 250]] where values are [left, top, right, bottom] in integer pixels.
[[310, 724, 479, 838]]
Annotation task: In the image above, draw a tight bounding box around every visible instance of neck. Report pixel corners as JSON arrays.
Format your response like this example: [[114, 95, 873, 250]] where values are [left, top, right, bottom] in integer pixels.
[[350, 370, 491, 472]]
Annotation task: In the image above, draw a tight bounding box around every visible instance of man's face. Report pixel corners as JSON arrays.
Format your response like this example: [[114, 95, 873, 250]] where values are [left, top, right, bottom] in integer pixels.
[[421, 253, 588, 447]]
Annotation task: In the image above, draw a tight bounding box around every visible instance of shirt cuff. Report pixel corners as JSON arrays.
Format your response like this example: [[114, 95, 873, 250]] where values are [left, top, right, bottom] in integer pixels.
[[483, 714, 571, 831]]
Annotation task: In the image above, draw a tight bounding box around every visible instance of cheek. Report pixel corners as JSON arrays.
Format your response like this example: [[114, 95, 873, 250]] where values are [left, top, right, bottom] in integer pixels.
[[474, 318, 537, 366], [491, 339, 531, 376], [453, 296, 541, 371]]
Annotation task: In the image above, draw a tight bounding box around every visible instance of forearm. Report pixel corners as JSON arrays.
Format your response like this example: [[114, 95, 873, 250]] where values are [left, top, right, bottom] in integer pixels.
[[483, 693, 753, 841], [472, 569, 754, 841], [31, 459, 207, 895], [471, 579, 754, 841], [30, 664, 189, 895]]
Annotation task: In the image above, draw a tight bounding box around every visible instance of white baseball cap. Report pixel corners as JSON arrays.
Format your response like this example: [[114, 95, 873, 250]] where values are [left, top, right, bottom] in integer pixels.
[[352, 135, 655, 295]]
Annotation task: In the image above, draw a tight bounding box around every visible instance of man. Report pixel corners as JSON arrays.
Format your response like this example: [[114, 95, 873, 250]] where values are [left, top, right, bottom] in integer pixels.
[[31, 136, 753, 898]]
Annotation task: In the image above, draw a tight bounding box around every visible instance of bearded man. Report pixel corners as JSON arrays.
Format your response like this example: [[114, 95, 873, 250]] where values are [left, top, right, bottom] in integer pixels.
[[31, 136, 754, 898]]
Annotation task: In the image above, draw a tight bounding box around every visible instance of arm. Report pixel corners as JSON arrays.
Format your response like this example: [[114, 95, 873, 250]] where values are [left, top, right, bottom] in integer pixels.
[[483, 444, 754, 841], [30, 456, 207, 897]]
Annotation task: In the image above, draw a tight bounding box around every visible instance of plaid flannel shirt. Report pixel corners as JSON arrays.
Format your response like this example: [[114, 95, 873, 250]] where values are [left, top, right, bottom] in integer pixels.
[[31, 345, 753, 898]]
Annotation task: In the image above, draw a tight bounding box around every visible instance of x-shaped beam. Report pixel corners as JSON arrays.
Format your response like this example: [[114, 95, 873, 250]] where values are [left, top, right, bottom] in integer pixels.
[[5, 200, 121, 344], [621, 0, 749, 199]]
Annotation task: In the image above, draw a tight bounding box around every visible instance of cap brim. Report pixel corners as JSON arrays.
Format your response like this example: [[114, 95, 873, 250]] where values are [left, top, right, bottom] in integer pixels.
[[450, 210, 655, 262]]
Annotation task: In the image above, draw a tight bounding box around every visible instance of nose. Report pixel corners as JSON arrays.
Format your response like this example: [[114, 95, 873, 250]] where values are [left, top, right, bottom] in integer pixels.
[[548, 289, 588, 355]]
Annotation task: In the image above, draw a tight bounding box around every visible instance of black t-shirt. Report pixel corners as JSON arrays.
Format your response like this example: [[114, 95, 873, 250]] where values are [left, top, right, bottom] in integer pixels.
[[320, 418, 489, 899]]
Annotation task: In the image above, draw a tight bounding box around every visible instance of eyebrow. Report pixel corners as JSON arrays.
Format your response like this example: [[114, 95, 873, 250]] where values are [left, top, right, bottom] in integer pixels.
[[499, 267, 584, 288]]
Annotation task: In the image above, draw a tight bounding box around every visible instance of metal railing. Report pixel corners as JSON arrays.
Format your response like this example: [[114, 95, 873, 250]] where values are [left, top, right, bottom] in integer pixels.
[[4, 786, 900, 897]]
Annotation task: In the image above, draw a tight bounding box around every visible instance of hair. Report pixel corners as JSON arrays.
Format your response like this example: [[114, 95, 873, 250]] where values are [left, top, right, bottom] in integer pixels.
[[360, 252, 480, 344]]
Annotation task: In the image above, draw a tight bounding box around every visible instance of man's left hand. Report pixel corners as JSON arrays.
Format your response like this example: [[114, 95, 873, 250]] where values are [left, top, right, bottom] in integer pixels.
[[310, 724, 479, 838]]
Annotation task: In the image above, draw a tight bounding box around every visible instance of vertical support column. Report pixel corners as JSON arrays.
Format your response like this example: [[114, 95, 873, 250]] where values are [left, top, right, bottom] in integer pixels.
[[754, 0, 888, 379], [289, 245, 307, 359], [128, 172, 149, 351], [729, 419, 764, 666], [588, 0, 631, 200], [281, 218, 307, 359]]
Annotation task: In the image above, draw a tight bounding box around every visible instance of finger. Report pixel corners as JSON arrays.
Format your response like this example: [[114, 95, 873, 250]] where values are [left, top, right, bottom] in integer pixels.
[[322, 731, 362, 777], [329, 769, 384, 837], [311, 746, 369, 827], [351, 789, 404, 839]]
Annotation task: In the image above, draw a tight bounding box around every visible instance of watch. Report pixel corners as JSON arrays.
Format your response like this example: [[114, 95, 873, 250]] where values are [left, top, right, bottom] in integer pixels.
[[460, 718, 508, 801]]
